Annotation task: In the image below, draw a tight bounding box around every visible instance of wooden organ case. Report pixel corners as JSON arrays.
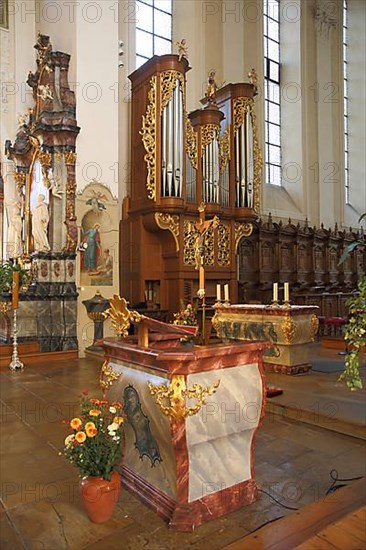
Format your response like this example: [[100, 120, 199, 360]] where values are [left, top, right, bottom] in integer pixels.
[[121, 55, 262, 313]]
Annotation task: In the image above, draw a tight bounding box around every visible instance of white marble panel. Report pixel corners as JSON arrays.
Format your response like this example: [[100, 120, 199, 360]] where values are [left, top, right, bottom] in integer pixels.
[[186, 363, 263, 444], [188, 430, 255, 502], [186, 363, 263, 503]]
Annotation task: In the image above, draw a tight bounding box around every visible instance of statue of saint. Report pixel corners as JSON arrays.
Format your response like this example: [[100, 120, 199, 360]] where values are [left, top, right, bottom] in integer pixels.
[[32, 194, 50, 252], [7, 202, 23, 258]]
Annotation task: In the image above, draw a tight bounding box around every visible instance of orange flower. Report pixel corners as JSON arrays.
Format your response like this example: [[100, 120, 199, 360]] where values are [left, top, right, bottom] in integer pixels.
[[90, 398, 100, 405], [99, 400, 109, 407], [113, 416, 124, 425], [75, 431, 86, 443], [85, 422, 97, 438], [70, 417, 82, 430], [111, 402, 123, 409], [89, 409, 101, 416]]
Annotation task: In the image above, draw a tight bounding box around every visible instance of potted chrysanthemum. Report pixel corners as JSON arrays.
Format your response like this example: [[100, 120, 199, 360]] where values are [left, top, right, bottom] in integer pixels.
[[64, 391, 124, 523]]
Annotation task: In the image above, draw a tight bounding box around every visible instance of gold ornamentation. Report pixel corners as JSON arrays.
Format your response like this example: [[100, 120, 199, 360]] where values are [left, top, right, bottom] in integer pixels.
[[204, 226, 214, 266], [219, 128, 230, 173], [183, 220, 197, 266], [64, 152, 77, 165], [160, 70, 185, 113], [14, 173, 26, 190], [148, 375, 220, 420], [233, 97, 262, 213], [140, 76, 157, 200], [0, 302, 12, 316], [100, 360, 121, 393], [155, 213, 180, 251], [104, 295, 142, 338], [201, 124, 219, 154], [217, 223, 230, 266], [234, 222, 253, 252], [281, 317, 298, 344], [38, 151, 52, 168], [310, 314, 319, 342], [186, 117, 197, 169]]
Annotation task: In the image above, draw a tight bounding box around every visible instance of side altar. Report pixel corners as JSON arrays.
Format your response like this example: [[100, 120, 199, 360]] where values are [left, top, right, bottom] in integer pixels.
[[102, 297, 267, 531], [212, 304, 319, 374]]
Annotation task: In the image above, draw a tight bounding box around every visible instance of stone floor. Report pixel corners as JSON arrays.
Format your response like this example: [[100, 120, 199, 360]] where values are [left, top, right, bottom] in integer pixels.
[[0, 348, 365, 550]]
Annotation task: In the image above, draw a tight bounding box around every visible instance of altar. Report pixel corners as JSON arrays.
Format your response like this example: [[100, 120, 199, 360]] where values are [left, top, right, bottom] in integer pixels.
[[102, 299, 268, 531], [212, 304, 319, 374]]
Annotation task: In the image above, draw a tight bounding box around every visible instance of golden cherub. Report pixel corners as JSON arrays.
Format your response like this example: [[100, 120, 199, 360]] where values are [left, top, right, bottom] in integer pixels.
[[205, 70, 217, 103]]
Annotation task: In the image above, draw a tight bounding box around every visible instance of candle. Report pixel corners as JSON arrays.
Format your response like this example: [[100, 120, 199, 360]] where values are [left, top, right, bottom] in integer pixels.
[[199, 266, 204, 289], [216, 284, 221, 302], [284, 282, 290, 303], [224, 284, 229, 302], [273, 282, 278, 302], [12, 271, 19, 309]]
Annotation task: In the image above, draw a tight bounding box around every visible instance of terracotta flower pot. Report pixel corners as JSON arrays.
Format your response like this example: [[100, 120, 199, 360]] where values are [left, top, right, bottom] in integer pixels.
[[79, 471, 121, 523]]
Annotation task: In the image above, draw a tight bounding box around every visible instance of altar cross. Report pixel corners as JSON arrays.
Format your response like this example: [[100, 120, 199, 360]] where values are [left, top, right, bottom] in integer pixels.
[[191, 202, 219, 295]]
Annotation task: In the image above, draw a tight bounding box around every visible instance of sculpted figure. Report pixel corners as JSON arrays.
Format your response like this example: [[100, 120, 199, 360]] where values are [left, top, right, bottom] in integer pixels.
[[7, 202, 23, 258], [32, 194, 50, 252]]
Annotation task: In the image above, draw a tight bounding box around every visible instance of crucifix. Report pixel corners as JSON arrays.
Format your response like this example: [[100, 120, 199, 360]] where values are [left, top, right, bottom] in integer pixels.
[[190, 202, 220, 342]]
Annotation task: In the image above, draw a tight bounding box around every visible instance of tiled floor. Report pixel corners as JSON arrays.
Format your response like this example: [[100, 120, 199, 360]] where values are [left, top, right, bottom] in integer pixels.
[[0, 348, 365, 549]]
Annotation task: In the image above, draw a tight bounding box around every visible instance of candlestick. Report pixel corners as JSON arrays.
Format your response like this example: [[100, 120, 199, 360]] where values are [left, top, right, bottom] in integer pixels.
[[199, 266, 204, 290], [12, 271, 19, 309], [216, 284, 221, 302], [9, 309, 24, 371], [284, 282, 290, 303], [273, 282, 278, 303], [224, 284, 229, 303]]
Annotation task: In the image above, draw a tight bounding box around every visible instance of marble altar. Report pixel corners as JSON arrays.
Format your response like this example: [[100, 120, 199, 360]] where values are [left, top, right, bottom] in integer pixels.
[[103, 328, 267, 531], [212, 304, 319, 374]]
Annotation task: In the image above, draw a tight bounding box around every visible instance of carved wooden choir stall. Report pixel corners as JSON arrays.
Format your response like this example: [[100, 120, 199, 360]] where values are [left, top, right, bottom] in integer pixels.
[[102, 297, 268, 531], [2, 34, 80, 353]]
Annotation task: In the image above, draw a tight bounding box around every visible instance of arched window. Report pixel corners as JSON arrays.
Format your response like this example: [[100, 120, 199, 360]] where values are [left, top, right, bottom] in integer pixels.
[[343, 0, 349, 204], [135, 1, 172, 69], [263, 0, 281, 186]]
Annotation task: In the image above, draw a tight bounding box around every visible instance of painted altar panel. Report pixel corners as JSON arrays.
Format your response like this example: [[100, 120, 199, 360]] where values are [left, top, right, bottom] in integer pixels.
[[108, 361, 177, 499], [186, 363, 262, 502]]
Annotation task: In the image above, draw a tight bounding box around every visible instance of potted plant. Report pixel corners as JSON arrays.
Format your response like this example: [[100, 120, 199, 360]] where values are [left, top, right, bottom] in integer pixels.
[[0, 260, 30, 313], [64, 391, 124, 522], [338, 213, 366, 390]]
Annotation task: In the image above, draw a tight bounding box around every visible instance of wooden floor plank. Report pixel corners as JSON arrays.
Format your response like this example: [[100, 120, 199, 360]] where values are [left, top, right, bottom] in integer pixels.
[[223, 479, 366, 550], [317, 524, 365, 549], [295, 536, 338, 549], [334, 507, 366, 542]]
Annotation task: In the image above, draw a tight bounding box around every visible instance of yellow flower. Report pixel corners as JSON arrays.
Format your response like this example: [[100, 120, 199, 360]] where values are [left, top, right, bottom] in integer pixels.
[[113, 416, 124, 425], [85, 421, 97, 438], [75, 431, 86, 443], [89, 409, 101, 416], [70, 417, 82, 430]]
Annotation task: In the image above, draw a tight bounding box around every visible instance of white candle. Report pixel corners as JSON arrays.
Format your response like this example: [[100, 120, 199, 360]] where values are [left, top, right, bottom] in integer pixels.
[[273, 282, 278, 302], [224, 284, 229, 302], [284, 282, 289, 302], [216, 284, 221, 302]]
